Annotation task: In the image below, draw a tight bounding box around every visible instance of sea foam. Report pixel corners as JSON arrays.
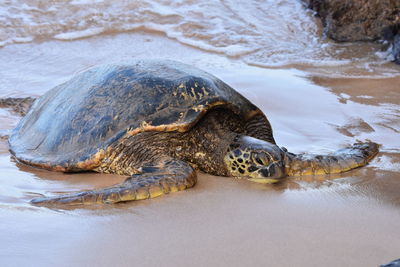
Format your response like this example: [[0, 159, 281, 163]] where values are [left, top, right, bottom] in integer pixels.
[[0, 0, 397, 77]]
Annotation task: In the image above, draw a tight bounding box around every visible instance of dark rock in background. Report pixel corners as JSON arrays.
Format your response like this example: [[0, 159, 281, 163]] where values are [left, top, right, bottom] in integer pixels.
[[393, 34, 400, 63], [303, 0, 400, 64], [385, 24, 400, 63], [380, 258, 400, 267]]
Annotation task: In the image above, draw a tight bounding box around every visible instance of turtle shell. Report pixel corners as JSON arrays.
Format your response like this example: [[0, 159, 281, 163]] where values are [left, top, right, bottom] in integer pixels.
[[9, 60, 264, 171]]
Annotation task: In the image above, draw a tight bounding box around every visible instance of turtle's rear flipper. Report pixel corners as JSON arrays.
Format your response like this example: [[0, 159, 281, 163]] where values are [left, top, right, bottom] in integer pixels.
[[285, 142, 379, 176], [31, 159, 197, 206], [0, 97, 36, 116]]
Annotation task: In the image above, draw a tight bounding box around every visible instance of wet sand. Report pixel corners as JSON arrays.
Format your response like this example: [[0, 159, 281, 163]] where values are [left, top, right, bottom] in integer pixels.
[[0, 32, 400, 267]]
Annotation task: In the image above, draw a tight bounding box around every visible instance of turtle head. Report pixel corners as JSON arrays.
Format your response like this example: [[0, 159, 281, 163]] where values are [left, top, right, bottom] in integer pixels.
[[224, 136, 286, 183]]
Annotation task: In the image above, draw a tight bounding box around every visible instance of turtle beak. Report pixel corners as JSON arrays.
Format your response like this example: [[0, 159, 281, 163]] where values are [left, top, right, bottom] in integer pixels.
[[248, 162, 286, 184], [248, 177, 280, 184]]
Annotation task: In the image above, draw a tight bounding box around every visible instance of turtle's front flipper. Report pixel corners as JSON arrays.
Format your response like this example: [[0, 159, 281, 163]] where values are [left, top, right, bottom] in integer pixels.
[[285, 142, 379, 176], [0, 97, 36, 116], [31, 159, 197, 206]]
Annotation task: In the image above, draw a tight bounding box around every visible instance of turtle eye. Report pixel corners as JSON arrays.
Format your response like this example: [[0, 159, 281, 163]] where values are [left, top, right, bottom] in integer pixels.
[[252, 152, 269, 165]]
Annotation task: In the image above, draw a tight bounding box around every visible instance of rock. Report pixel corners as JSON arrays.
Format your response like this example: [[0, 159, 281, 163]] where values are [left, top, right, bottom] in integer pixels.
[[380, 258, 400, 267], [304, 0, 400, 63], [384, 25, 400, 63], [393, 34, 400, 63]]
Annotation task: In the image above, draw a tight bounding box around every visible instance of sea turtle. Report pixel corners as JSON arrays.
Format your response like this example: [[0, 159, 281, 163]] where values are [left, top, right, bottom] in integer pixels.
[[7, 60, 378, 205]]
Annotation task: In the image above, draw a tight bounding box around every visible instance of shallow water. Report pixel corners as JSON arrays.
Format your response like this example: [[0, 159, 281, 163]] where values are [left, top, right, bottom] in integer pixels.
[[1, 0, 399, 77], [0, 1, 400, 266]]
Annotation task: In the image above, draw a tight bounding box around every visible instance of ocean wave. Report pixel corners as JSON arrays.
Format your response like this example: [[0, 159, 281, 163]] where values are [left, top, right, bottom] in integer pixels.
[[0, 0, 398, 76]]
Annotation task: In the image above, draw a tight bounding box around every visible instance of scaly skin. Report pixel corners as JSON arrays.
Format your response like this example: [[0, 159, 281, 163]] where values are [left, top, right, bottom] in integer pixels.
[[31, 159, 196, 205], [284, 142, 379, 176], [224, 136, 379, 183]]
